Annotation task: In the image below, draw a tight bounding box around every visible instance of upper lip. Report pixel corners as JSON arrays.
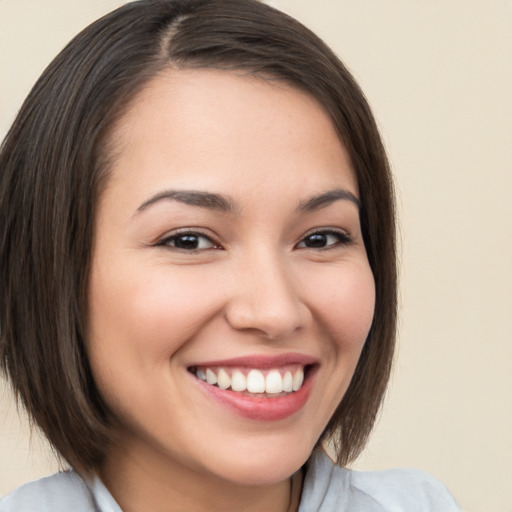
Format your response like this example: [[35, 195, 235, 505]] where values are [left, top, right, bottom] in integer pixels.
[[188, 353, 318, 369]]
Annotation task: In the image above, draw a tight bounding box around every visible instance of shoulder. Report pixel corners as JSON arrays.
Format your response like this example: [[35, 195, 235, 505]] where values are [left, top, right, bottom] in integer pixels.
[[299, 450, 462, 512], [0, 471, 96, 512], [350, 465, 461, 511]]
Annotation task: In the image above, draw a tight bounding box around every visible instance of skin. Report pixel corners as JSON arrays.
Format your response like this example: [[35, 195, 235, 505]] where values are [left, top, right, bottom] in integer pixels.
[[87, 69, 376, 512]]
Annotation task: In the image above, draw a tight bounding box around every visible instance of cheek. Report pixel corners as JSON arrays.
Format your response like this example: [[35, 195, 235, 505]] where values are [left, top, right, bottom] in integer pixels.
[[305, 261, 376, 354], [295, 260, 375, 434], [87, 262, 227, 375], [86, 263, 225, 419]]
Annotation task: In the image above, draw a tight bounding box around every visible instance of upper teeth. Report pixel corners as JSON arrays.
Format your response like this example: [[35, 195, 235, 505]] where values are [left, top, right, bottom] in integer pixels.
[[195, 367, 304, 394]]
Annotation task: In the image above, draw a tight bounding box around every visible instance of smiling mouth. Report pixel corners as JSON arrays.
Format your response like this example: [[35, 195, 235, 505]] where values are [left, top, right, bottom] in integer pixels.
[[188, 365, 311, 396]]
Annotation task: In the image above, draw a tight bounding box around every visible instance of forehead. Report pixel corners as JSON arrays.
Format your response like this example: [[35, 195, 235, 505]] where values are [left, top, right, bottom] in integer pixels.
[[103, 68, 357, 203]]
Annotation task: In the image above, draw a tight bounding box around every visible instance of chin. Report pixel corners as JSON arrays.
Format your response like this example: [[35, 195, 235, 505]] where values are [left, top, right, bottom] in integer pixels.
[[201, 435, 315, 487]]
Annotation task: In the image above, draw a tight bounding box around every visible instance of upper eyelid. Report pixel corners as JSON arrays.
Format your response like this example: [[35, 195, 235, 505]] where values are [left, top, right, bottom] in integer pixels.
[[295, 228, 353, 248], [153, 226, 352, 247], [299, 227, 352, 240], [156, 229, 220, 247]]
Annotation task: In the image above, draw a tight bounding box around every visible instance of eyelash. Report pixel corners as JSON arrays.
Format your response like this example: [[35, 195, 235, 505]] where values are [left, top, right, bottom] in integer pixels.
[[156, 228, 352, 252], [296, 229, 352, 250], [156, 229, 219, 251]]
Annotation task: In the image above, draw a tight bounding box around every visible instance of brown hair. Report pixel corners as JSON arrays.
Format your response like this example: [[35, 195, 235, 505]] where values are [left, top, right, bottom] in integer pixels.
[[0, 0, 396, 473]]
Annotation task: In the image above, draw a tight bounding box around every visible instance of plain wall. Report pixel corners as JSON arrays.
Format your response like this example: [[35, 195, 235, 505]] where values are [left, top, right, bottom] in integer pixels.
[[1, 1, 511, 511]]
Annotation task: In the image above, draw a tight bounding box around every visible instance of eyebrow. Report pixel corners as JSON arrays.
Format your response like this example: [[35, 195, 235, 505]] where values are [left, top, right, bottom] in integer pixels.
[[136, 187, 360, 216], [297, 188, 360, 212], [136, 190, 238, 214]]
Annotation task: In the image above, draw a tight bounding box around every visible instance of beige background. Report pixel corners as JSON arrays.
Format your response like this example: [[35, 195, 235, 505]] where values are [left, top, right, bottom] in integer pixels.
[[1, 1, 511, 511]]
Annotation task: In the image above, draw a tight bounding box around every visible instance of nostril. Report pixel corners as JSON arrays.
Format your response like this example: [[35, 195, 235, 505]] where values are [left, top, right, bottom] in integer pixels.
[[224, 299, 307, 341]]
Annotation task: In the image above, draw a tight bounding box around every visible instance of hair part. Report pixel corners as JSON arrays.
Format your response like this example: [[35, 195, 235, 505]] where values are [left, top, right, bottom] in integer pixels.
[[0, 0, 396, 473]]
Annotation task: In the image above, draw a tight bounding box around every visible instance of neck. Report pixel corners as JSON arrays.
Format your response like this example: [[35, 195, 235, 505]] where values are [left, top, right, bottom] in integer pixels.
[[99, 439, 302, 512]]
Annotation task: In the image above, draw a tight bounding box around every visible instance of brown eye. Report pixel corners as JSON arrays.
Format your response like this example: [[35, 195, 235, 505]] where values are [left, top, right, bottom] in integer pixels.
[[303, 233, 329, 248], [161, 232, 217, 251], [297, 230, 351, 249]]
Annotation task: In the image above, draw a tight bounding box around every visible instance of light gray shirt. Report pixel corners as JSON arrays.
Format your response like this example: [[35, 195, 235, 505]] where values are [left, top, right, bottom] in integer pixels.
[[0, 450, 461, 511]]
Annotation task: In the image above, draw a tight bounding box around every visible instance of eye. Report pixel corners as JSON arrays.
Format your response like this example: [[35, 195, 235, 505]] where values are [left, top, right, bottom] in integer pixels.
[[158, 231, 218, 251], [296, 230, 351, 249]]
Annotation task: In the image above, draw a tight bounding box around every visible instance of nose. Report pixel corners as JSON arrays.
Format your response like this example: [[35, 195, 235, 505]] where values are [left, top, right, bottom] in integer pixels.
[[224, 250, 309, 340]]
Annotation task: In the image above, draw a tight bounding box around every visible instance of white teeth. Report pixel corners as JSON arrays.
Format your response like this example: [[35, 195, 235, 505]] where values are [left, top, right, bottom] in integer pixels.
[[246, 369, 265, 393], [292, 369, 304, 391], [205, 368, 217, 385], [283, 371, 293, 392], [231, 370, 247, 392], [217, 368, 231, 389], [265, 370, 283, 394], [195, 366, 306, 393]]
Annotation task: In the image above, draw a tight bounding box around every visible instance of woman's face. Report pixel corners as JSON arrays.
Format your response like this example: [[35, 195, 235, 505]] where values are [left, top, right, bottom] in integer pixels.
[[87, 69, 375, 486]]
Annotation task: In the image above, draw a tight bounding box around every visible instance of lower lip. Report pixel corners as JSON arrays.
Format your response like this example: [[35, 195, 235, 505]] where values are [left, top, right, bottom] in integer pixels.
[[194, 369, 316, 421]]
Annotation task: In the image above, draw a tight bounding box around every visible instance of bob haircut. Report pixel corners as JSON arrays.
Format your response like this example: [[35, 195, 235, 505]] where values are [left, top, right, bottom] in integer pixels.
[[0, 0, 396, 474]]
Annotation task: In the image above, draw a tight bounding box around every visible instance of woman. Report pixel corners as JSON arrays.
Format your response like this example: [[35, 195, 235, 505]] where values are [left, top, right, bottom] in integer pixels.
[[0, 1, 460, 510]]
